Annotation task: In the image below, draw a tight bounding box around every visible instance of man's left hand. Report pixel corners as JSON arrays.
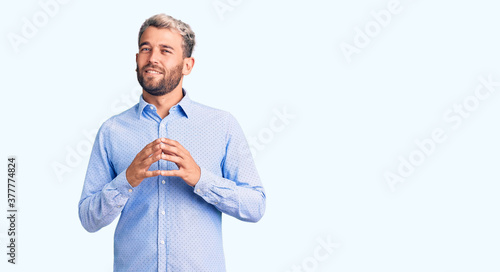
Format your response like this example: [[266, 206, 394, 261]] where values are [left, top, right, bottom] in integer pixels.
[[159, 138, 201, 187]]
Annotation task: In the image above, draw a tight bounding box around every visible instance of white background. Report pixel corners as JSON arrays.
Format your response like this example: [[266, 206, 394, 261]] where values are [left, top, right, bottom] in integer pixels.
[[1, 0, 500, 271]]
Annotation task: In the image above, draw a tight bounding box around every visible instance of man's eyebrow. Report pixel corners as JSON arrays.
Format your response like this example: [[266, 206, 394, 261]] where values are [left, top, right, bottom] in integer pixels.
[[159, 44, 175, 50], [139, 42, 151, 47]]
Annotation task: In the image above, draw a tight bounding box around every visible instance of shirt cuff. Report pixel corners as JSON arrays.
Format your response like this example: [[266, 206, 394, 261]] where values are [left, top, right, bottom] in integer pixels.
[[193, 167, 219, 205], [108, 170, 135, 201]]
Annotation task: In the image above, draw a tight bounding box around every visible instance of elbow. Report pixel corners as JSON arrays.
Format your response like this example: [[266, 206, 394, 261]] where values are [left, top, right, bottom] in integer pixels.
[[244, 193, 266, 223], [81, 222, 100, 233], [79, 215, 101, 233], [78, 204, 101, 233], [247, 211, 264, 223], [251, 201, 266, 223], [79, 213, 99, 233]]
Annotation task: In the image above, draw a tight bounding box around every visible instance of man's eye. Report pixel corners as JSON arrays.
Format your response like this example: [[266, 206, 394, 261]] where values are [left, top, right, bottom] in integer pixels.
[[162, 50, 171, 54], [141, 48, 150, 52]]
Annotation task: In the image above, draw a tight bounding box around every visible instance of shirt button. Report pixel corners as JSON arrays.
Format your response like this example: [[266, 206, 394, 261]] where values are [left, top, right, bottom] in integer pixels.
[[196, 189, 200, 193], [214, 202, 218, 205], [162, 180, 165, 184], [150, 106, 154, 110], [161, 211, 165, 215], [128, 189, 133, 192], [117, 205, 122, 208], [160, 240, 165, 245]]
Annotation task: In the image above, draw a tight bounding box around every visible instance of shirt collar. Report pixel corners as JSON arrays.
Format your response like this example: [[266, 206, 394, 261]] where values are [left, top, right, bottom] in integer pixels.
[[137, 88, 192, 119]]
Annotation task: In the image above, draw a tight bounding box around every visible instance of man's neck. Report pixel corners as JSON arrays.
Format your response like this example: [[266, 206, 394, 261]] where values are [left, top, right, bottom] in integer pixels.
[[142, 84, 184, 119]]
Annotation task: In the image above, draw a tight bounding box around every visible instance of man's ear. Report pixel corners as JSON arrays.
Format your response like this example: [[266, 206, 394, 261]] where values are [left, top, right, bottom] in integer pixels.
[[182, 57, 195, 75]]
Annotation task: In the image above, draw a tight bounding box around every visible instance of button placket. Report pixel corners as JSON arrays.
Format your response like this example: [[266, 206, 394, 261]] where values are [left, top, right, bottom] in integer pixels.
[[157, 119, 168, 268], [158, 119, 169, 265]]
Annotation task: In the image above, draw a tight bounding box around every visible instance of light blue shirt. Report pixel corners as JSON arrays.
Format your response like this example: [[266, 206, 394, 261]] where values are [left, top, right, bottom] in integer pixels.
[[78, 89, 266, 271]]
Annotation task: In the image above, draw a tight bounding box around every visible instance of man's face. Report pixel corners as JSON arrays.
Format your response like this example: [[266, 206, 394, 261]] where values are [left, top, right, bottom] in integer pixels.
[[136, 26, 186, 96]]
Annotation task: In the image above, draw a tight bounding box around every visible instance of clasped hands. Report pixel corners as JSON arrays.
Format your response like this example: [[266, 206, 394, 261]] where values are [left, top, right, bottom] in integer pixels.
[[126, 138, 201, 188]]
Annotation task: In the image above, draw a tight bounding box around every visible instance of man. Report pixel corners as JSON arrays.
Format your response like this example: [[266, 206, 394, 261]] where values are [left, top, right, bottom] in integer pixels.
[[78, 14, 266, 271]]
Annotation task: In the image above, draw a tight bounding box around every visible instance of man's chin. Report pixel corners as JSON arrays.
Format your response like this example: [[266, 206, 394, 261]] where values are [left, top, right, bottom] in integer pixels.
[[143, 87, 164, 95], [142, 80, 165, 93]]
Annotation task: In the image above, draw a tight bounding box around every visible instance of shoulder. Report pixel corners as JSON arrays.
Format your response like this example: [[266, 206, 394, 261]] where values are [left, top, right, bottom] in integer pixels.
[[97, 104, 139, 136], [188, 101, 246, 145], [189, 100, 237, 124]]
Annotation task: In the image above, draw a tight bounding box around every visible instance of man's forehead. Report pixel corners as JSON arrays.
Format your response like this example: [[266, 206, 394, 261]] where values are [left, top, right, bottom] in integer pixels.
[[140, 26, 182, 47]]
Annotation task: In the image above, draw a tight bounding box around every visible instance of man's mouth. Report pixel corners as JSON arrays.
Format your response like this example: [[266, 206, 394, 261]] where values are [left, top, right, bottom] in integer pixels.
[[145, 70, 162, 75]]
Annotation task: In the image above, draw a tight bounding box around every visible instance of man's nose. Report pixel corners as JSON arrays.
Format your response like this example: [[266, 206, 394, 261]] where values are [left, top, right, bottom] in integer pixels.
[[147, 48, 161, 64]]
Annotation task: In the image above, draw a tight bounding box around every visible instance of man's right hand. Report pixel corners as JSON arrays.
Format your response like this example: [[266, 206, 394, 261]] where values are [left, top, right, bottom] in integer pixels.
[[126, 138, 167, 187]]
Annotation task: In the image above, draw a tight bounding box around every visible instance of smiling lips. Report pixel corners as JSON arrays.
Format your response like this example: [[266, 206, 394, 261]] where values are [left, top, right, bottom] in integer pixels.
[[144, 66, 163, 75], [146, 70, 162, 75]]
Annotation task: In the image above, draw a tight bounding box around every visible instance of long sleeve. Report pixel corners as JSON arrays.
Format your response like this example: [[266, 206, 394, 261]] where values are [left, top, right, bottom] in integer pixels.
[[78, 121, 134, 233], [193, 114, 266, 222]]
